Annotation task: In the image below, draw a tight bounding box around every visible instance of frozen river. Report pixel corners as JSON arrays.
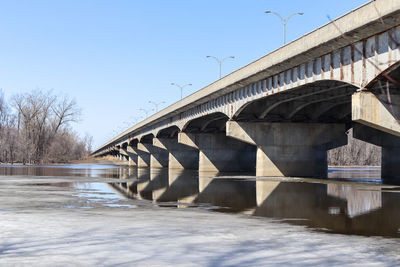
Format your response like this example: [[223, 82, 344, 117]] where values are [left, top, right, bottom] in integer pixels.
[[1, 164, 400, 266]]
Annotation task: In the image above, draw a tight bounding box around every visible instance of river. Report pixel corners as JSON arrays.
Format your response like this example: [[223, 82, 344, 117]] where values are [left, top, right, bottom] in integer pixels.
[[1, 164, 399, 266]]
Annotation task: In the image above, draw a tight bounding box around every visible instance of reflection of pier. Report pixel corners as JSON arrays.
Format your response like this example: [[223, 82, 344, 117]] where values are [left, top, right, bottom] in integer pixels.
[[156, 169, 199, 204], [136, 168, 152, 200], [136, 168, 199, 203], [196, 175, 256, 213], [110, 167, 400, 237], [255, 180, 400, 237], [110, 167, 138, 198], [327, 184, 381, 217]]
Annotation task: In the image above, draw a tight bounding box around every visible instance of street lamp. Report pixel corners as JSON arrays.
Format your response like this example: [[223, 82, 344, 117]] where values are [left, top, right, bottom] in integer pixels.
[[206, 55, 235, 79], [264, 11, 304, 45], [148, 101, 165, 112], [171, 83, 192, 100], [139, 108, 153, 118]]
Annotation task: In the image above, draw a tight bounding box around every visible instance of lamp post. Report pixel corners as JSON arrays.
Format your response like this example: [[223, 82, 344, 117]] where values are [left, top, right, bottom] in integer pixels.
[[206, 55, 235, 79], [139, 108, 153, 118], [148, 101, 165, 112], [171, 83, 192, 100], [264, 11, 304, 45]]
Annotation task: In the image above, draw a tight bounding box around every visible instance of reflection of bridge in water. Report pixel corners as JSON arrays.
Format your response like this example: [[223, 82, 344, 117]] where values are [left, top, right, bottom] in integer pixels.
[[108, 168, 400, 237]]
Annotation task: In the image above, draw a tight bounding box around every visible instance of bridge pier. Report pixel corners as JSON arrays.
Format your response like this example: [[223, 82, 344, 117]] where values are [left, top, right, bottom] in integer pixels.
[[137, 143, 151, 168], [226, 122, 347, 178], [353, 123, 400, 182], [137, 142, 169, 168], [153, 137, 199, 169], [125, 146, 138, 165], [178, 132, 256, 173], [118, 151, 128, 162], [121, 146, 137, 165], [352, 91, 400, 182], [352, 91, 400, 138]]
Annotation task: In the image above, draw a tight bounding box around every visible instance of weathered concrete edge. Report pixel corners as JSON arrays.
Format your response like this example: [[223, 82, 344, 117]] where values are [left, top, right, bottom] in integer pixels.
[[93, 0, 400, 154]]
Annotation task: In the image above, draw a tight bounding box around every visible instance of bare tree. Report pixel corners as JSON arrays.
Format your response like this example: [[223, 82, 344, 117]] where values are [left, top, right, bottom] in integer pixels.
[[10, 89, 84, 163]]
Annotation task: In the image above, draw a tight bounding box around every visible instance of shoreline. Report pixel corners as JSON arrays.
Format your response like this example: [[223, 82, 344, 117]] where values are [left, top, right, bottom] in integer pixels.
[[0, 160, 382, 169]]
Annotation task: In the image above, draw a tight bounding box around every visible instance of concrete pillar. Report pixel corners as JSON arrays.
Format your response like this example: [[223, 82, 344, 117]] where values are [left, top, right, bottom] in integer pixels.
[[119, 147, 129, 162], [119, 149, 129, 162], [153, 137, 199, 169], [126, 145, 138, 166], [353, 123, 400, 182], [226, 121, 347, 178], [352, 91, 400, 182], [150, 145, 169, 168], [138, 142, 169, 168], [352, 91, 400, 137], [178, 132, 256, 173], [137, 143, 151, 168]]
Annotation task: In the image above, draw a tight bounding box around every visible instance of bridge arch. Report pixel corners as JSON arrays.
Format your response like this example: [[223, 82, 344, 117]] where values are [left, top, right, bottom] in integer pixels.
[[231, 79, 358, 123], [121, 142, 128, 149], [155, 125, 181, 138], [182, 112, 229, 133], [365, 61, 400, 90], [139, 133, 154, 143], [129, 138, 138, 147]]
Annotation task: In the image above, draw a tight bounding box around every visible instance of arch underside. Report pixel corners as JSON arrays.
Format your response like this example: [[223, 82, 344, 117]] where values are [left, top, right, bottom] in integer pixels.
[[368, 62, 400, 95], [156, 126, 181, 138], [234, 80, 357, 125], [182, 113, 229, 133]]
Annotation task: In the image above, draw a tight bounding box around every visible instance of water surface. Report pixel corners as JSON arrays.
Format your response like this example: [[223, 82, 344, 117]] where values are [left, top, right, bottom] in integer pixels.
[[1, 164, 399, 237]]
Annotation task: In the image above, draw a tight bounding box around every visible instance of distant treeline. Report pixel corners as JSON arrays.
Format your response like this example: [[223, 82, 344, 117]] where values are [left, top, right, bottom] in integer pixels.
[[0, 89, 92, 164], [328, 128, 381, 166]]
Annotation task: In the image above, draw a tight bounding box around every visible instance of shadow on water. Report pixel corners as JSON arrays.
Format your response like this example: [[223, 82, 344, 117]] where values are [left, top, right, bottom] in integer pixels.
[[2, 164, 400, 238]]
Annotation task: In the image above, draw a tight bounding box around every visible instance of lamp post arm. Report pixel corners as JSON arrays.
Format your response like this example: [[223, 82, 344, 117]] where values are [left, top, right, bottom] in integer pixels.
[[268, 11, 284, 23], [220, 56, 234, 64], [284, 12, 302, 24], [206, 55, 221, 64]]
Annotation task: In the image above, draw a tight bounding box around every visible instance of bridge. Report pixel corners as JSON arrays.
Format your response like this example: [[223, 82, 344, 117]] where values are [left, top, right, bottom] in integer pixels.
[[92, 0, 400, 181]]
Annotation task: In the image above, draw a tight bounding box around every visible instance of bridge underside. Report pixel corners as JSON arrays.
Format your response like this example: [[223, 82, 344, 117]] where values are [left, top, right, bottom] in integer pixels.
[[235, 80, 356, 125]]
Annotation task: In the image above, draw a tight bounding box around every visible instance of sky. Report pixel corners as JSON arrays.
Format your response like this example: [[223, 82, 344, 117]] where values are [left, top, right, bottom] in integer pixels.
[[0, 0, 368, 148]]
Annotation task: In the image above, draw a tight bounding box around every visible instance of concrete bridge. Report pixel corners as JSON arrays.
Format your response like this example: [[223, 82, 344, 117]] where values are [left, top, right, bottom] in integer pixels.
[[93, 0, 400, 181]]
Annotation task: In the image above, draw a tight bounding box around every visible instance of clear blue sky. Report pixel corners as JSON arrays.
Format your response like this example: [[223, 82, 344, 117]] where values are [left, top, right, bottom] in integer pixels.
[[0, 0, 368, 148]]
